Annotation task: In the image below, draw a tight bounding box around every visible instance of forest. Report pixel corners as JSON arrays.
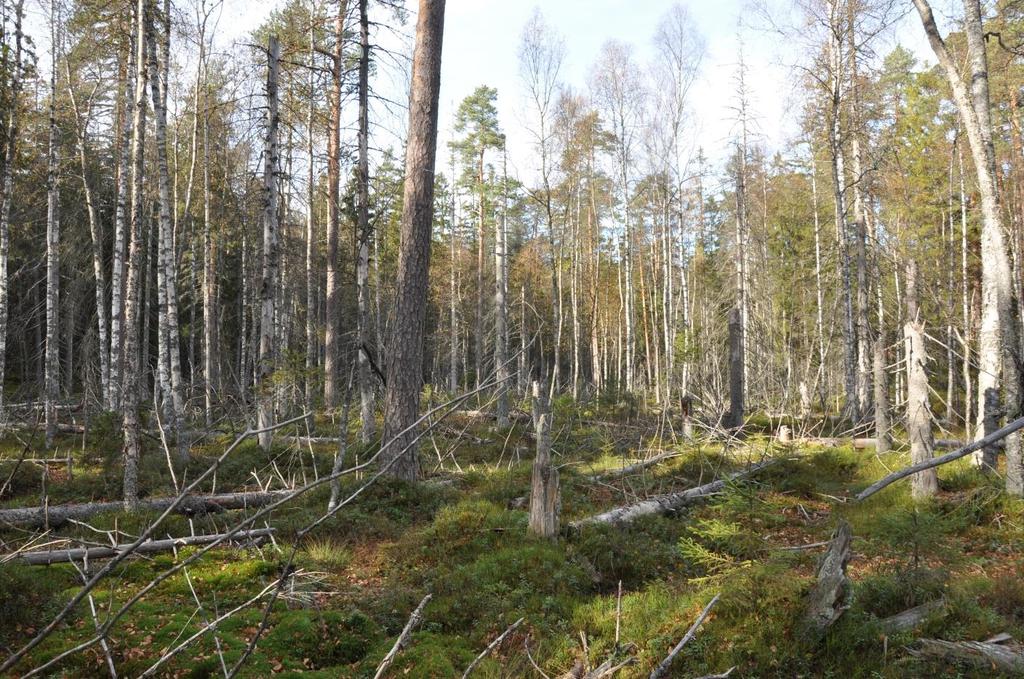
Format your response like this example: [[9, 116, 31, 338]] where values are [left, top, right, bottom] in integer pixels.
[[1, 0, 1024, 676]]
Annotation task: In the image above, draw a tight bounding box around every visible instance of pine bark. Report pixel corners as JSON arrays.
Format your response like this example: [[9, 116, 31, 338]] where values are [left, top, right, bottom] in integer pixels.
[[380, 0, 446, 481], [323, 1, 347, 408]]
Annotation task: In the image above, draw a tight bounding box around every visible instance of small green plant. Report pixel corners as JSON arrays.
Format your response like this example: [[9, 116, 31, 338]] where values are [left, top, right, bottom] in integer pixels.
[[303, 538, 351, 570]]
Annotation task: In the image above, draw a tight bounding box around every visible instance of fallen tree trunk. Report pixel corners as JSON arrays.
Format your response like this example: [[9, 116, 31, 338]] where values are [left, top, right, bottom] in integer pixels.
[[801, 520, 852, 637], [584, 451, 681, 481], [0, 489, 294, 529], [857, 415, 1024, 501], [9, 528, 275, 565], [570, 460, 776, 528], [880, 599, 945, 633], [911, 638, 1024, 672], [793, 437, 965, 450]]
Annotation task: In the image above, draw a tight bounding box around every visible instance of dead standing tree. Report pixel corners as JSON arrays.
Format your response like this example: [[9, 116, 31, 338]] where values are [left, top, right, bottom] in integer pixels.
[[529, 380, 559, 538]]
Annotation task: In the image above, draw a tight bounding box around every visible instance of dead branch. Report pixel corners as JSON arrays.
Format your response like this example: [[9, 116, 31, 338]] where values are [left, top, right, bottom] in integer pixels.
[[10, 528, 274, 565], [857, 415, 1024, 501], [0, 490, 295, 529], [462, 617, 525, 678], [649, 593, 721, 679], [373, 594, 432, 679]]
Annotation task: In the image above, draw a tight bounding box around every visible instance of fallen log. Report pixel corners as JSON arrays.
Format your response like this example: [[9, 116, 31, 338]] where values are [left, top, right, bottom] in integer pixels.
[[880, 599, 945, 633], [583, 451, 682, 481], [911, 638, 1024, 672], [9, 528, 274, 565], [792, 437, 965, 450], [571, 460, 776, 528], [801, 520, 852, 637], [0, 489, 294, 529], [857, 415, 1024, 501]]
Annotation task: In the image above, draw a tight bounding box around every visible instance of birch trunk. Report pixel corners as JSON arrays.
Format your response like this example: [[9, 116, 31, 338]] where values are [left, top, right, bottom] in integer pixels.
[[911, 0, 1020, 490], [44, 1, 60, 449], [148, 1, 186, 460], [257, 36, 281, 452], [356, 0, 375, 443], [904, 260, 937, 499], [66, 69, 108, 411], [122, 0, 151, 508]]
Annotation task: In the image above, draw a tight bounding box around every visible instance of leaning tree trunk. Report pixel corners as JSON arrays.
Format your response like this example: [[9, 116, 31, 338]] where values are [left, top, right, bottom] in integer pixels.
[[122, 0, 151, 508], [380, 0, 446, 481], [257, 36, 281, 452], [904, 260, 937, 499], [911, 0, 1021, 493], [356, 0, 376, 444]]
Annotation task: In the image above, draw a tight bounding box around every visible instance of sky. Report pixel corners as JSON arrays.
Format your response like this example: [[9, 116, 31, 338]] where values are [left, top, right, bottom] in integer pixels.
[[24, 0, 936, 185]]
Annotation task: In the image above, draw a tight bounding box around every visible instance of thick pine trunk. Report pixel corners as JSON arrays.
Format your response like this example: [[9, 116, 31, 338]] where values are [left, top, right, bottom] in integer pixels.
[[323, 2, 347, 408], [380, 0, 446, 481], [528, 381, 558, 538]]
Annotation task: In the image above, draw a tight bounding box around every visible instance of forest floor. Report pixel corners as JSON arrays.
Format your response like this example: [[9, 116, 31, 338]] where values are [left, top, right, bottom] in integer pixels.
[[1, 400, 1023, 678]]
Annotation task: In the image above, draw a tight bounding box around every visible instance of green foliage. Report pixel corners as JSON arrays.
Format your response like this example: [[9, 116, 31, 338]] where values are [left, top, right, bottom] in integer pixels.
[[263, 609, 381, 668], [572, 517, 686, 589]]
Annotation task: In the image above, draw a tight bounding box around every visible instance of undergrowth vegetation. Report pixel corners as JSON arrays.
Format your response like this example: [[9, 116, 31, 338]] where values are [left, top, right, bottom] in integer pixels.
[[1, 403, 1023, 677]]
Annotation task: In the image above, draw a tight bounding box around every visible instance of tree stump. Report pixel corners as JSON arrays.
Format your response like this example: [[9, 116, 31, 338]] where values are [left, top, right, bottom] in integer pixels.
[[529, 380, 559, 538]]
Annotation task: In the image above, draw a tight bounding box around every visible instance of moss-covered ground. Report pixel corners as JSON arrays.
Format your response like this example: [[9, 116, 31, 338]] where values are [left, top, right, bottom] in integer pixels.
[[1, 400, 1023, 677]]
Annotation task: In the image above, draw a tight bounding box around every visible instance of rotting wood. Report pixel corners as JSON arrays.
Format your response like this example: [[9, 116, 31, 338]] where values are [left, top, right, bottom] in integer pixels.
[[0, 489, 294, 529], [9, 528, 274, 565], [571, 459, 776, 528], [801, 519, 852, 636], [911, 637, 1024, 672], [880, 599, 945, 633]]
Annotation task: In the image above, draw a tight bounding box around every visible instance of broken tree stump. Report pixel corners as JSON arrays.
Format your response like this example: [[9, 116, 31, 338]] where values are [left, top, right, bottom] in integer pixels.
[[529, 381, 560, 539], [801, 519, 852, 637]]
